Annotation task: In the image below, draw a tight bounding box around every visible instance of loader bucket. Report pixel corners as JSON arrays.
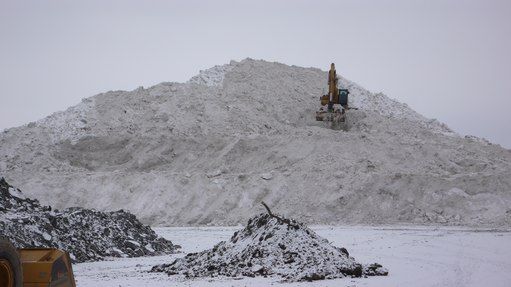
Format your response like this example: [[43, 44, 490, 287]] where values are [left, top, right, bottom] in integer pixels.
[[0, 239, 22, 287], [19, 248, 76, 287]]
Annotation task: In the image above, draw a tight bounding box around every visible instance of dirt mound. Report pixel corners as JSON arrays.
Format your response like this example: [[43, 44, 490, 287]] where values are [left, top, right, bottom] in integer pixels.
[[151, 211, 387, 282], [0, 177, 179, 262]]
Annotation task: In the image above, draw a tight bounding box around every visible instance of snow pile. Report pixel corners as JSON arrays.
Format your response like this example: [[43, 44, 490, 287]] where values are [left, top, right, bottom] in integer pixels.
[[1, 59, 510, 227], [152, 212, 387, 282], [0, 177, 179, 262]]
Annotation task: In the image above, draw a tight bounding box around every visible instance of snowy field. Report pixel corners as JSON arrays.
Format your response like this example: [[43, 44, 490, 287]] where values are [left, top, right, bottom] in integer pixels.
[[74, 226, 511, 287]]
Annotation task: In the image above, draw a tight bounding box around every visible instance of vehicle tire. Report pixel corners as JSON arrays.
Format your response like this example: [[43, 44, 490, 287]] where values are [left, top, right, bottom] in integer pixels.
[[0, 238, 22, 287]]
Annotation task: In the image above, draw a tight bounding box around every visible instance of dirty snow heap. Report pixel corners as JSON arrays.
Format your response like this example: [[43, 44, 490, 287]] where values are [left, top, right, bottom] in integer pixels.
[[0, 177, 178, 262], [152, 212, 387, 282]]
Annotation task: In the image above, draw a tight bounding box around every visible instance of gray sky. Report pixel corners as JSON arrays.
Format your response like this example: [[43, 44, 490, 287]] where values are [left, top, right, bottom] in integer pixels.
[[1, 0, 510, 148]]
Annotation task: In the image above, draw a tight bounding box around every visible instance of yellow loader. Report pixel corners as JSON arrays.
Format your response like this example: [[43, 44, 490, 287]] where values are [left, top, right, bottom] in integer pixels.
[[0, 239, 76, 287]]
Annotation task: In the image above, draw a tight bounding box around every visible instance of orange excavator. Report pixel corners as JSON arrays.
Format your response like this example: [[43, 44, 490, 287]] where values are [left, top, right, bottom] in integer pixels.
[[0, 239, 76, 287], [315, 63, 350, 125]]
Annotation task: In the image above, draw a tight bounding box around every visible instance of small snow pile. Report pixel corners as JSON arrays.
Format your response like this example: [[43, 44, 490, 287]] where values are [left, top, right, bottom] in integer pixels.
[[152, 209, 387, 282], [188, 62, 235, 87], [0, 177, 179, 262]]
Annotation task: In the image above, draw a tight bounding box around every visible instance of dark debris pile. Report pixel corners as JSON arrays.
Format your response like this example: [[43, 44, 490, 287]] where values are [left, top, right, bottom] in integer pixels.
[[0, 177, 179, 262], [152, 212, 387, 282]]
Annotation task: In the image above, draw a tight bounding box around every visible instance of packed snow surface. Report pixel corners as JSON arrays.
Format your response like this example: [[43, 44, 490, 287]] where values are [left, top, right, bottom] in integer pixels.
[[0, 178, 178, 262], [73, 226, 511, 287], [1, 58, 510, 226], [152, 212, 387, 281]]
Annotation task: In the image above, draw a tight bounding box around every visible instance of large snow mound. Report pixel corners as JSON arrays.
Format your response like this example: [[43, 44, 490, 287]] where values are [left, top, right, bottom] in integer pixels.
[[1, 58, 510, 227], [151, 212, 387, 281], [0, 177, 179, 262]]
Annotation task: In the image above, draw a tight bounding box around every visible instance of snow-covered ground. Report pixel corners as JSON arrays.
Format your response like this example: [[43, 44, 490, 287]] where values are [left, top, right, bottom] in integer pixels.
[[74, 225, 511, 287]]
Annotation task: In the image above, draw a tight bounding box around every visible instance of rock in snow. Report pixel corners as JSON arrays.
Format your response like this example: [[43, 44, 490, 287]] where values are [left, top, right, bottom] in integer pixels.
[[0, 177, 178, 262], [1, 58, 510, 227], [152, 212, 387, 281]]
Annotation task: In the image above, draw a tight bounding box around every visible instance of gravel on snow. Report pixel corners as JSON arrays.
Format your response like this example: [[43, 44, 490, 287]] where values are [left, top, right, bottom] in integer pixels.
[[152, 213, 387, 282]]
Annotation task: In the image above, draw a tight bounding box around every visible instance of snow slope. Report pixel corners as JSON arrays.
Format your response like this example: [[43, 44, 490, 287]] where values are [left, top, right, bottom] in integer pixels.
[[0, 58, 510, 227]]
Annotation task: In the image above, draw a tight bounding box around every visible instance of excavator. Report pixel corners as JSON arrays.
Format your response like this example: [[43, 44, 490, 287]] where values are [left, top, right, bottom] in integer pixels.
[[315, 63, 350, 125], [0, 239, 76, 287]]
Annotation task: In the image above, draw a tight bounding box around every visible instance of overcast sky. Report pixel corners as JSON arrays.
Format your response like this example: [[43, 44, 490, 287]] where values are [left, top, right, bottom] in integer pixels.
[[1, 0, 510, 148]]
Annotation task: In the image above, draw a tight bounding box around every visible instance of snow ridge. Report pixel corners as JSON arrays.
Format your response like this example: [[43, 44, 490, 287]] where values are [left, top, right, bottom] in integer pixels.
[[338, 77, 454, 135], [36, 97, 96, 144], [188, 61, 235, 87]]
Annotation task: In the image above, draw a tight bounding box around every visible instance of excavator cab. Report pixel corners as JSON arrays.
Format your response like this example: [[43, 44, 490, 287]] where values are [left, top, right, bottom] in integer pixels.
[[0, 239, 76, 287], [339, 89, 349, 107]]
